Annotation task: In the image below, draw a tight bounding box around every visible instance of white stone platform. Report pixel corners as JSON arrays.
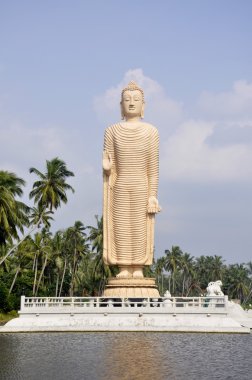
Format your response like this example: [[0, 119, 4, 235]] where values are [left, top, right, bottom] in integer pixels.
[[0, 296, 251, 333]]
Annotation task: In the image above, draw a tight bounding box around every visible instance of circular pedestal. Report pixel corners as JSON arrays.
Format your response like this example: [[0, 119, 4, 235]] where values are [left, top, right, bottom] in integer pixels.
[[103, 277, 160, 298]]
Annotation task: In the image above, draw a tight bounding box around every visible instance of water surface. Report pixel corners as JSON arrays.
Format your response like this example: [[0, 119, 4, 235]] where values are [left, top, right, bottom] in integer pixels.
[[0, 332, 251, 379]]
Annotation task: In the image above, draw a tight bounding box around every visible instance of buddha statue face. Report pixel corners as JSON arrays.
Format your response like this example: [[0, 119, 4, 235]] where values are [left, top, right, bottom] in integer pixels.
[[121, 90, 144, 120], [120, 81, 145, 120]]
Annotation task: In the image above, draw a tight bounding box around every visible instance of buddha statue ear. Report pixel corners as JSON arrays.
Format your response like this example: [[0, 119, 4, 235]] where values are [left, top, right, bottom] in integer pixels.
[[140, 103, 145, 119], [120, 102, 125, 120]]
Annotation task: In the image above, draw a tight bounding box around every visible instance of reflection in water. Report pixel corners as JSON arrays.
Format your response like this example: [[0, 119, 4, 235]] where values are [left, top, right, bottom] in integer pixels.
[[102, 332, 175, 379], [0, 332, 251, 380]]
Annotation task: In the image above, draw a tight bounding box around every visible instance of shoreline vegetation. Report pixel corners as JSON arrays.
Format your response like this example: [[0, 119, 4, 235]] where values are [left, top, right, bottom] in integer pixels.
[[1, 159, 252, 315], [0, 311, 18, 325]]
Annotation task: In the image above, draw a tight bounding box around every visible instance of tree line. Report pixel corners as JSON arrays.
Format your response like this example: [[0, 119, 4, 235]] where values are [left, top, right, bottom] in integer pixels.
[[0, 158, 251, 312]]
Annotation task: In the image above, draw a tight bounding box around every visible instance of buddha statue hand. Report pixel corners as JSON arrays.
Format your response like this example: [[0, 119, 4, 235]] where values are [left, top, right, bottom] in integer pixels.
[[147, 196, 161, 214], [103, 150, 112, 174]]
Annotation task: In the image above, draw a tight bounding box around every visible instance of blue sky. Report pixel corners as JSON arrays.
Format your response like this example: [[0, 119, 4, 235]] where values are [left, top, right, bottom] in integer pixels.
[[1, 0, 252, 263]]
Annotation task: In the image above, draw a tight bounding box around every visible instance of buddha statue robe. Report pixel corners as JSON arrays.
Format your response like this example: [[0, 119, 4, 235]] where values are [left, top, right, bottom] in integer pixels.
[[103, 121, 159, 267]]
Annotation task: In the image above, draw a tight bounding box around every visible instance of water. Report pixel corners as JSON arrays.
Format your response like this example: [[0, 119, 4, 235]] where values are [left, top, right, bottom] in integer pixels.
[[0, 332, 251, 380]]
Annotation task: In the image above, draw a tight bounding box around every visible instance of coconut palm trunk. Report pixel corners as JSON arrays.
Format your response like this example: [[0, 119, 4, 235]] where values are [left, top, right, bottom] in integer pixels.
[[59, 257, 67, 297], [9, 265, 21, 294], [55, 274, 59, 297], [0, 218, 42, 266], [33, 255, 38, 296], [69, 246, 77, 297], [35, 251, 49, 296]]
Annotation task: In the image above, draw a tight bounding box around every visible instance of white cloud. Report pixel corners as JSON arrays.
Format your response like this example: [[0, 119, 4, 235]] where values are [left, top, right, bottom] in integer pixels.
[[0, 119, 95, 174], [94, 73, 252, 183], [0, 122, 64, 172], [198, 80, 252, 119], [161, 120, 252, 182], [0, 117, 98, 231], [93, 68, 183, 128]]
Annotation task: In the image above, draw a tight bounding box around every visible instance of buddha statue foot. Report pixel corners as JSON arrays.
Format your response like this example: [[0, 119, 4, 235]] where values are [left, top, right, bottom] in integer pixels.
[[132, 267, 144, 278], [116, 267, 133, 278]]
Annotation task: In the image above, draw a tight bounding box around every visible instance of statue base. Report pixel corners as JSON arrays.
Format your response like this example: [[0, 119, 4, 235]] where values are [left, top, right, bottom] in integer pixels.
[[1, 295, 251, 333], [103, 277, 160, 298]]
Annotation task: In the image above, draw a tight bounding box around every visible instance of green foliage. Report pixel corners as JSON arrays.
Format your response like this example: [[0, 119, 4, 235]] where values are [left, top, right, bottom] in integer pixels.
[[0, 310, 18, 324], [29, 157, 74, 211], [223, 264, 250, 302], [154, 248, 252, 303], [0, 281, 14, 312], [0, 164, 252, 310], [0, 171, 30, 245]]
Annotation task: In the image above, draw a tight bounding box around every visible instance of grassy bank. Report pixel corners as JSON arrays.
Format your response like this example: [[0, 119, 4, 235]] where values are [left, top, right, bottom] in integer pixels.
[[0, 311, 18, 325]]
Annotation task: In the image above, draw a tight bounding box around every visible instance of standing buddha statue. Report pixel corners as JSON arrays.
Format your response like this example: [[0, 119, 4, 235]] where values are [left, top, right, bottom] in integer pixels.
[[103, 81, 161, 282]]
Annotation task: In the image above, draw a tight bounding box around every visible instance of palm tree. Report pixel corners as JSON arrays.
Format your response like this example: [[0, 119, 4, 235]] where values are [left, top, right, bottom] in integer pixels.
[[75, 252, 98, 296], [51, 230, 64, 297], [194, 255, 225, 290], [180, 252, 195, 296], [29, 206, 54, 229], [0, 171, 29, 247], [0, 187, 18, 245], [209, 255, 225, 281], [225, 264, 250, 303], [34, 228, 52, 296], [58, 242, 69, 297], [154, 257, 165, 295], [66, 221, 88, 296], [29, 157, 75, 212], [88, 216, 114, 294], [28, 231, 52, 296], [0, 205, 54, 267], [0, 171, 26, 196], [88, 215, 103, 254], [8, 238, 34, 294], [243, 261, 252, 304], [164, 246, 183, 294]]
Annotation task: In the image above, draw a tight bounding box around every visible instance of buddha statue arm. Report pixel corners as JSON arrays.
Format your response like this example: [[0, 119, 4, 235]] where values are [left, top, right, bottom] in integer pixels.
[[147, 128, 161, 214], [103, 150, 112, 174], [103, 128, 113, 175]]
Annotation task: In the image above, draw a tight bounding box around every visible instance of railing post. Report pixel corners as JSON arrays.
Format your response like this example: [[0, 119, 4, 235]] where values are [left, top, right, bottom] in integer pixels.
[[172, 297, 176, 308], [224, 295, 228, 307], [20, 295, 25, 311]]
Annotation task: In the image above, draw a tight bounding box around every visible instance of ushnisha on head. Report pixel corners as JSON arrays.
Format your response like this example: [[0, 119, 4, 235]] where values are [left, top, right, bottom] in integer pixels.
[[120, 81, 145, 121]]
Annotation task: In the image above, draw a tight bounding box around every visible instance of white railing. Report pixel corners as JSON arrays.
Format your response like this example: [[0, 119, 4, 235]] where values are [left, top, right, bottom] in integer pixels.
[[20, 295, 228, 311]]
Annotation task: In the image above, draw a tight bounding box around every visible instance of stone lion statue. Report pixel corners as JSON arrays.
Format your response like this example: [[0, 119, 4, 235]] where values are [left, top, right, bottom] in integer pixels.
[[206, 280, 224, 296], [164, 290, 171, 298]]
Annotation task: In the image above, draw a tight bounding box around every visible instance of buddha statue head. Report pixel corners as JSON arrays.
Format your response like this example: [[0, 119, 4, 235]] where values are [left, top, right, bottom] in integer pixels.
[[120, 81, 145, 120]]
